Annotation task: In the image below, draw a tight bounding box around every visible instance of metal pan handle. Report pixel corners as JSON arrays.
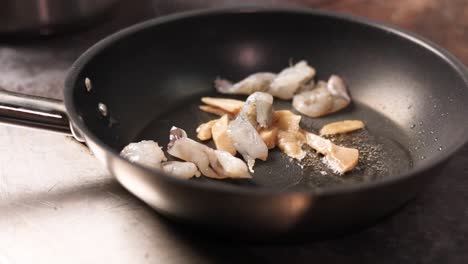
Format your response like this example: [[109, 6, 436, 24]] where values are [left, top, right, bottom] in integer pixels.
[[0, 89, 84, 141]]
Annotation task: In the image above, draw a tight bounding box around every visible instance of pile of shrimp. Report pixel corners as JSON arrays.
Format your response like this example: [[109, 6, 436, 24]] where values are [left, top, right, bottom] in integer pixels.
[[215, 60, 351, 118], [120, 60, 366, 180]]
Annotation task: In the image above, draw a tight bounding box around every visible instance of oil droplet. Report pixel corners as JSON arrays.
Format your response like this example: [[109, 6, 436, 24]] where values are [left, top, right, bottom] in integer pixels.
[[434, 137, 438, 142], [98, 103, 108, 117], [419, 121, 424, 125], [85, 77, 92, 92], [410, 124, 416, 129], [430, 131, 434, 134], [421, 156, 426, 160], [438, 146, 443, 151], [414, 146, 419, 150]]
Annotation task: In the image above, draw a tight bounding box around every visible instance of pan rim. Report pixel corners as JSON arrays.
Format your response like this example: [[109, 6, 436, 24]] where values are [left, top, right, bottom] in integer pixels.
[[64, 6, 468, 197]]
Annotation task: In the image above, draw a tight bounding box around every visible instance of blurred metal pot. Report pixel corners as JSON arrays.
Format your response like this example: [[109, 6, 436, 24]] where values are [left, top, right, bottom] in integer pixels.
[[0, 0, 118, 34]]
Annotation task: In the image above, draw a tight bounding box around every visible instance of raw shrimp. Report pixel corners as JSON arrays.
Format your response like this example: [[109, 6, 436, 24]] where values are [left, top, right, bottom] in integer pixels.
[[215, 72, 276, 95], [227, 92, 273, 171], [327, 75, 351, 113], [168, 127, 218, 178], [228, 116, 268, 172], [292, 81, 333, 118], [296, 80, 316, 93], [168, 127, 250, 179], [162, 161, 201, 179], [120, 140, 167, 169], [292, 75, 351, 117], [238, 92, 274, 128], [120, 140, 200, 179], [210, 150, 250, 179], [268, 60, 316, 99]]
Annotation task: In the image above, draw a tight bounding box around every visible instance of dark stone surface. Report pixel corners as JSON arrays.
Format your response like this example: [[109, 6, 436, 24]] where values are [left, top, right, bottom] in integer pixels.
[[1, 0, 467, 263]]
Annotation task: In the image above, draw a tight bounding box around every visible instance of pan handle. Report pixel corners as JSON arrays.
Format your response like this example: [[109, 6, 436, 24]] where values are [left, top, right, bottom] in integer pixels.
[[0, 89, 84, 141]]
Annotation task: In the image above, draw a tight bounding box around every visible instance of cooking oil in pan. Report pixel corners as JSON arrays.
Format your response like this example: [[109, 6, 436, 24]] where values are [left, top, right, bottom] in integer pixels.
[[241, 100, 414, 190], [138, 95, 413, 190]]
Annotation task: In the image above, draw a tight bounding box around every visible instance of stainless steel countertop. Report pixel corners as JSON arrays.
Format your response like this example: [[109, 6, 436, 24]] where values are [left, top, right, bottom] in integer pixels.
[[1, 1, 468, 263]]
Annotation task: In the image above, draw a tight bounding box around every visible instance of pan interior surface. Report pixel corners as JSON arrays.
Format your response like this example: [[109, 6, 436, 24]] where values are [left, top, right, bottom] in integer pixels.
[[137, 95, 412, 190], [71, 10, 468, 191]]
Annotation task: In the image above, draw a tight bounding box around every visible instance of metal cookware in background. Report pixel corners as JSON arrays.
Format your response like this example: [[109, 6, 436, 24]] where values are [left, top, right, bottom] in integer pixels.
[[0, 7, 467, 238], [0, 0, 118, 34]]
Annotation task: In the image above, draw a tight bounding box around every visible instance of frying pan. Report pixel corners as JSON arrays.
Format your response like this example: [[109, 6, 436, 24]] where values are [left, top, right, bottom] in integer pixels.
[[1, 7, 468, 238]]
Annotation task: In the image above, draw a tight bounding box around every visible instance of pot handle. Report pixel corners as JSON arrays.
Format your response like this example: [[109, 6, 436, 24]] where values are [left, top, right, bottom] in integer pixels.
[[0, 89, 84, 141]]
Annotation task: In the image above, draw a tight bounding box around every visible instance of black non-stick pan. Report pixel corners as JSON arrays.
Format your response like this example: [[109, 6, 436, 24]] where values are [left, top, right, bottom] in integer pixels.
[[1, 7, 468, 237]]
